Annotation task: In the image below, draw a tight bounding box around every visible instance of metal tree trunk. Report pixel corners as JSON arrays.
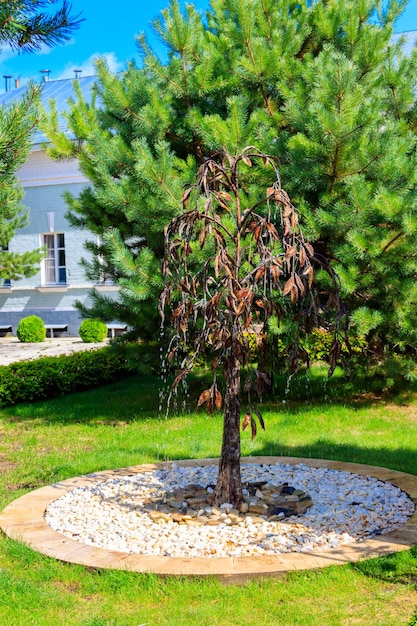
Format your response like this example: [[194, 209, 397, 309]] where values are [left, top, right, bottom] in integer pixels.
[[212, 353, 243, 507]]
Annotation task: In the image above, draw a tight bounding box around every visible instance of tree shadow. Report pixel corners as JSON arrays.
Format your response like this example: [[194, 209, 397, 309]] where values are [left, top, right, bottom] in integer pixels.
[[351, 546, 417, 587], [1, 375, 164, 425], [249, 440, 417, 477], [3, 363, 417, 426]]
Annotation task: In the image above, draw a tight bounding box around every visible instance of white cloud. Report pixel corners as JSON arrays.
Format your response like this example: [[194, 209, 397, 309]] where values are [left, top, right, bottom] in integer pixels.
[[392, 31, 417, 56], [55, 52, 124, 80]]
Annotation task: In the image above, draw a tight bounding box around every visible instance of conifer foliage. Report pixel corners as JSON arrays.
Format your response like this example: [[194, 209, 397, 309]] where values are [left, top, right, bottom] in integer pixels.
[[0, 84, 43, 281], [0, 1, 83, 281], [0, 1, 83, 52], [42, 0, 417, 378]]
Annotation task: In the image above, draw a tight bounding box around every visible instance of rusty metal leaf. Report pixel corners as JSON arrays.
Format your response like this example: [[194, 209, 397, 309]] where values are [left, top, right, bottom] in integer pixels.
[[255, 265, 265, 282], [181, 187, 192, 207], [250, 416, 257, 441], [197, 389, 211, 407], [215, 390, 222, 411], [305, 242, 314, 256], [282, 277, 295, 296], [303, 265, 314, 288], [172, 305, 182, 318], [294, 273, 305, 297], [291, 212, 299, 228], [244, 313, 253, 329], [285, 246, 297, 259], [199, 229, 207, 249], [242, 412, 251, 430], [172, 369, 188, 390], [254, 225, 262, 241], [253, 407, 265, 431], [265, 222, 279, 240], [283, 217, 291, 236]]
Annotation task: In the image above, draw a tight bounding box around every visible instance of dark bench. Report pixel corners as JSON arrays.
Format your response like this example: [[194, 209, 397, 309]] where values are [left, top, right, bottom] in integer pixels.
[[107, 323, 127, 339], [44, 324, 68, 338], [0, 325, 12, 337]]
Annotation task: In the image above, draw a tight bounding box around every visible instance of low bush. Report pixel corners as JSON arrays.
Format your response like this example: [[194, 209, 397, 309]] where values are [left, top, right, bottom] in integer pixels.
[[79, 318, 108, 343], [0, 347, 129, 407], [16, 315, 46, 343]]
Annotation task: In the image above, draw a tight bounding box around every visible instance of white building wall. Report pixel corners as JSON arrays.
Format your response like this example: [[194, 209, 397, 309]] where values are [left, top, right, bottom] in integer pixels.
[[17, 147, 86, 188], [0, 146, 119, 336]]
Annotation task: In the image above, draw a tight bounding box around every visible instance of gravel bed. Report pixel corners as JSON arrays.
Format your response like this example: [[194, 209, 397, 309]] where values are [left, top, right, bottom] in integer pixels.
[[45, 462, 415, 558]]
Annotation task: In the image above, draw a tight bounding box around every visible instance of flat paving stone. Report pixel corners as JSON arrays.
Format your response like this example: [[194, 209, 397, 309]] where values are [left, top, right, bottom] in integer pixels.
[[0, 337, 108, 366], [1, 456, 417, 582]]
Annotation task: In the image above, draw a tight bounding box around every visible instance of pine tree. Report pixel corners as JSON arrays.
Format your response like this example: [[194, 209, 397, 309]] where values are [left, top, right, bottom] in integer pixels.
[[42, 0, 417, 379], [0, 1, 83, 52], [0, 83, 44, 280], [0, 1, 83, 281]]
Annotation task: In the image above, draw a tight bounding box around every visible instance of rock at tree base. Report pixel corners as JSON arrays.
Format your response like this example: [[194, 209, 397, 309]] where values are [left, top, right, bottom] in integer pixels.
[[143, 481, 313, 526]]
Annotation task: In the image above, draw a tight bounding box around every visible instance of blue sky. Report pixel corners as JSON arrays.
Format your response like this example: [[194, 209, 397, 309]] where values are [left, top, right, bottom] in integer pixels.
[[0, 0, 416, 89]]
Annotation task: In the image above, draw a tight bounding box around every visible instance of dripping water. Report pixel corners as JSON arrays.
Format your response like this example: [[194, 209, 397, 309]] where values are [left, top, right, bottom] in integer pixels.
[[158, 319, 168, 415], [159, 316, 190, 418], [284, 371, 294, 401]]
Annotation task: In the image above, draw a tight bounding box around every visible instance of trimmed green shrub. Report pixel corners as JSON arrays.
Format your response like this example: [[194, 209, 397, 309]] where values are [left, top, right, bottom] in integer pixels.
[[0, 347, 130, 407], [79, 318, 108, 343], [16, 315, 46, 343]]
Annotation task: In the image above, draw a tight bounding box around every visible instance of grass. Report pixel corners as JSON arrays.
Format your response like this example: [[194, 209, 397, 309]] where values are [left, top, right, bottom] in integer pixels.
[[1, 367, 417, 625]]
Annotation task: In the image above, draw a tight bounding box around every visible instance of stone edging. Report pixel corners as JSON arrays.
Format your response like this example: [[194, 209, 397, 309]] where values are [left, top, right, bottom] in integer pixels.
[[1, 456, 417, 582]]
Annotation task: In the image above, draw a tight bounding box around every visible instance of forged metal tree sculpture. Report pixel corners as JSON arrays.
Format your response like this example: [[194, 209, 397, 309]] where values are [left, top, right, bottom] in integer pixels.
[[160, 148, 346, 507]]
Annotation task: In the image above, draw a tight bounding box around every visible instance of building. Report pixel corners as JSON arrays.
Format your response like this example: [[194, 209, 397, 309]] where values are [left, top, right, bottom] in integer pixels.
[[0, 75, 119, 336]]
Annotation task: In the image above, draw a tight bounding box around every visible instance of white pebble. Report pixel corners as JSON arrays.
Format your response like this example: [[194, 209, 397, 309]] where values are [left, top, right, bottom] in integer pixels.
[[44, 463, 415, 559]]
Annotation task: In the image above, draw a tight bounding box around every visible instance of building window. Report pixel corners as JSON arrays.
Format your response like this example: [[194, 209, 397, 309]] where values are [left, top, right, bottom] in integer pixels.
[[43, 233, 66, 284]]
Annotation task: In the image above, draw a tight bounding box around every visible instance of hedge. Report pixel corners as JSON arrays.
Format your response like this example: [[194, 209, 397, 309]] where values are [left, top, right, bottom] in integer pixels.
[[0, 347, 130, 408]]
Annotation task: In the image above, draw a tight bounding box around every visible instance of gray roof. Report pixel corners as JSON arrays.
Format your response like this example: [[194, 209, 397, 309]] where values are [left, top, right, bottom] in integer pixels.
[[0, 75, 97, 144]]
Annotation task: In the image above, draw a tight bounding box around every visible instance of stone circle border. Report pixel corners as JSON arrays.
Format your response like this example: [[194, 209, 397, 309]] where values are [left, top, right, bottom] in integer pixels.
[[1, 456, 417, 582]]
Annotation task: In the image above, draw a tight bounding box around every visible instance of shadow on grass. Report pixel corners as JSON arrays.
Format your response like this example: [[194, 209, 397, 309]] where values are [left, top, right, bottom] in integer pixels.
[[269, 367, 417, 410], [114, 438, 417, 480], [0, 376, 163, 424], [250, 440, 417, 477], [2, 366, 417, 426], [351, 545, 417, 586]]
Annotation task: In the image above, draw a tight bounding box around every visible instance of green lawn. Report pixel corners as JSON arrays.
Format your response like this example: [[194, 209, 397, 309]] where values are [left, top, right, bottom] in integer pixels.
[[1, 369, 417, 625]]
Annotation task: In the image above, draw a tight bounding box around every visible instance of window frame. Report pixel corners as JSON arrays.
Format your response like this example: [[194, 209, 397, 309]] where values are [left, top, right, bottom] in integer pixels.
[[42, 232, 67, 286]]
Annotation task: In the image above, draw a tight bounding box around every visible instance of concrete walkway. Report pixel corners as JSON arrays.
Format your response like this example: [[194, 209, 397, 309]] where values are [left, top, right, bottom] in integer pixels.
[[0, 336, 108, 366]]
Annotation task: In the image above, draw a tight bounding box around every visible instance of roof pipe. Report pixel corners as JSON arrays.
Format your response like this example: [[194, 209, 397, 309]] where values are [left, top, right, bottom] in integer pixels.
[[3, 75, 11, 92]]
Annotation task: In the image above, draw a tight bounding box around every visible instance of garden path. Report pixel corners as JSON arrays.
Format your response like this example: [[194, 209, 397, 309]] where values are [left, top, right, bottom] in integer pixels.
[[0, 337, 108, 366]]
